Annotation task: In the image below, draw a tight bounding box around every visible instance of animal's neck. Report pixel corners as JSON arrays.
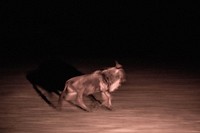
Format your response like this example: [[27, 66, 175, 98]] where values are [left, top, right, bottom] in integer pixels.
[[101, 73, 112, 85]]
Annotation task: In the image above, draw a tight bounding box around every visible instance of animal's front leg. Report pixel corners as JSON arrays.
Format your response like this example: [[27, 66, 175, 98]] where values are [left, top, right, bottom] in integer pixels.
[[101, 91, 112, 110]]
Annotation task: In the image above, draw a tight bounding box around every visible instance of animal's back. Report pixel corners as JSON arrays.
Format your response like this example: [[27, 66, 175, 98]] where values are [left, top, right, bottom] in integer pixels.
[[67, 71, 105, 95]]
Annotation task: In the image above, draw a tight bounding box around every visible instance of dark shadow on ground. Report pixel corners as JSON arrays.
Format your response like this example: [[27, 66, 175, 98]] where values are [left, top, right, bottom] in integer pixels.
[[26, 57, 83, 108]]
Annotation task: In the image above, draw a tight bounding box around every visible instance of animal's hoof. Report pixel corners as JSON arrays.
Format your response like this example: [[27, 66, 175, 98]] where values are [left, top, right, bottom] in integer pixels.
[[107, 107, 114, 111], [103, 105, 113, 111], [80, 106, 91, 112], [84, 108, 91, 112], [100, 104, 113, 111]]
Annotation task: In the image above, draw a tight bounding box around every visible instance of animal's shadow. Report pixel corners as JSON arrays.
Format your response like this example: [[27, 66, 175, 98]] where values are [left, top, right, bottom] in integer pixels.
[[26, 58, 83, 109]]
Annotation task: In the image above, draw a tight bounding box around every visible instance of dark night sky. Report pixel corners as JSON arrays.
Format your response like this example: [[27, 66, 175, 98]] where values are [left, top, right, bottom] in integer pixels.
[[1, 1, 200, 65]]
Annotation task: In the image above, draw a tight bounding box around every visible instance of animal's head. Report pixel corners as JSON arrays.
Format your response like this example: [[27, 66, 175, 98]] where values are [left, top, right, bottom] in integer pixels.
[[101, 61, 126, 92], [114, 61, 126, 83]]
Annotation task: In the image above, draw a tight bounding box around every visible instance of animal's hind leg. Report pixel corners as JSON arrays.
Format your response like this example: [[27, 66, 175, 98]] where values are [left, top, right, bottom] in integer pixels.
[[58, 91, 77, 110], [65, 92, 77, 101], [76, 93, 90, 112], [65, 85, 77, 102], [57, 90, 67, 110]]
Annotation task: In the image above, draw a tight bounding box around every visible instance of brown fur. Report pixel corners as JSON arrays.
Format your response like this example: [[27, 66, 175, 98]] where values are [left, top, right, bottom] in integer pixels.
[[58, 62, 126, 111]]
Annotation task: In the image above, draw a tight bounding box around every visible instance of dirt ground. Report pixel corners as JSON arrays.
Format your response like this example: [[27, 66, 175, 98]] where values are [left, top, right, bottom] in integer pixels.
[[0, 58, 200, 133]]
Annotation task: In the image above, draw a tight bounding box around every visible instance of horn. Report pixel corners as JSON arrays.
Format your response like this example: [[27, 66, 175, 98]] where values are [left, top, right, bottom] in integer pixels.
[[115, 60, 122, 69]]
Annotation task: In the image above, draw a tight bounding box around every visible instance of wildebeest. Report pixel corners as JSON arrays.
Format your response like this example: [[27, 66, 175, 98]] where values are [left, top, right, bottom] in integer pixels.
[[58, 61, 126, 112]]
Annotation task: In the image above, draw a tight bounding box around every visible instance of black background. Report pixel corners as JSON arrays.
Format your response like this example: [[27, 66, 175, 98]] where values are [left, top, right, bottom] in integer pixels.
[[1, 1, 200, 66]]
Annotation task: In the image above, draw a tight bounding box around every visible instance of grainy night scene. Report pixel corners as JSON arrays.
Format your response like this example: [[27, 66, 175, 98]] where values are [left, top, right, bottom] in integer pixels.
[[0, 1, 200, 133], [58, 61, 126, 112]]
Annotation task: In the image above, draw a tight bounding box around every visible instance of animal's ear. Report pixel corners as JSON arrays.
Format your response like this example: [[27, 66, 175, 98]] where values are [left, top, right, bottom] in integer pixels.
[[115, 60, 122, 69]]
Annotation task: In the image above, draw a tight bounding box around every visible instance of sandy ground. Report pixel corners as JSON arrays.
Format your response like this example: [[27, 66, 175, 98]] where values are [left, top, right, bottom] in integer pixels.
[[0, 58, 200, 133]]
